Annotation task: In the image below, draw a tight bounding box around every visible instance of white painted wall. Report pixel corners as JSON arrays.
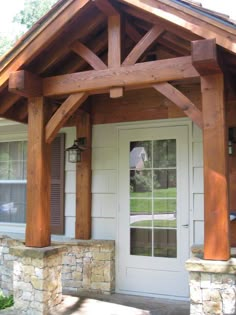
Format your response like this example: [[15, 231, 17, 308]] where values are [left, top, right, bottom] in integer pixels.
[[0, 119, 204, 246], [0, 119, 77, 238]]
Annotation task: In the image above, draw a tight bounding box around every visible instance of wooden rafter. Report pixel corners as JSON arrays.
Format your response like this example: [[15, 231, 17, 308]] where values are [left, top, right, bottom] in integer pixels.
[[118, 0, 236, 53], [34, 14, 105, 74], [0, 0, 91, 91], [125, 20, 142, 43], [58, 31, 108, 74], [70, 41, 107, 70], [0, 93, 21, 115], [153, 83, 203, 128], [123, 25, 164, 65], [46, 92, 88, 143], [43, 56, 199, 97]]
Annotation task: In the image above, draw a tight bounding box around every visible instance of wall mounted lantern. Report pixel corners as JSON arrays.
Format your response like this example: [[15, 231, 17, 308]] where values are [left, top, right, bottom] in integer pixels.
[[66, 137, 87, 163], [229, 128, 236, 156]]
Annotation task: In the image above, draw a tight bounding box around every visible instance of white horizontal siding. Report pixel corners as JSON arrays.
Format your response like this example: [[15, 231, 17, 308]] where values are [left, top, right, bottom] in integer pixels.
[[192, 124, 204, 245], [91, 124, 117, 240]]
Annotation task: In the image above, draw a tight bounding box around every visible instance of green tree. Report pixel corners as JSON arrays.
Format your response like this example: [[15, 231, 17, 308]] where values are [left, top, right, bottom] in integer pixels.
[[0, 35, 15, 56], [13, 0, 58, 29]]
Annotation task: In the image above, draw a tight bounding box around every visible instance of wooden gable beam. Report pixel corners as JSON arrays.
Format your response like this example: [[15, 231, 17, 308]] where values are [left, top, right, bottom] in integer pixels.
[[118, 0, 236, 54], [108, 14, 123, 98], [58, 31, 108, 74], [43, 56, 199, 97], [9, 70, 42, 97], [125, 21, 142, 43], [93, 0, 123, 98], [46, 93, 88, 143], [153, 83, 203, 128], [0, 0, 91, 91], [192, 39, 230, 261], [70, 41, 107, 70], [123, 25, 164, 65]]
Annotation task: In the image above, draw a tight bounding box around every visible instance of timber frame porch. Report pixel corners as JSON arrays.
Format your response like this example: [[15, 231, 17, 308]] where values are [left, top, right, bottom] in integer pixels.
[[0, 0, 236, 262]]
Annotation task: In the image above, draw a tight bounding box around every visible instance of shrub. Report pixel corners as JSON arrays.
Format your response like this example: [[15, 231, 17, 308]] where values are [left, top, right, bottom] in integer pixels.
[[0, 290, 14, 310]]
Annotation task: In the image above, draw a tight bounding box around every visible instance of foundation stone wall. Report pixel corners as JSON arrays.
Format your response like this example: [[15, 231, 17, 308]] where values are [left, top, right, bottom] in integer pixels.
[[186, 257, 236, 315]]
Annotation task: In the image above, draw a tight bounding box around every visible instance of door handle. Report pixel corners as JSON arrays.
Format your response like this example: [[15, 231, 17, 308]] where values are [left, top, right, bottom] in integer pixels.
[[182, 224, 189, 228]]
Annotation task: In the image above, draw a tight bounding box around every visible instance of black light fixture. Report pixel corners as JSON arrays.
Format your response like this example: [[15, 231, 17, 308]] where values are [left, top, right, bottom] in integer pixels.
[[229, 128, 236, 156], [66, 137, 87, 163]]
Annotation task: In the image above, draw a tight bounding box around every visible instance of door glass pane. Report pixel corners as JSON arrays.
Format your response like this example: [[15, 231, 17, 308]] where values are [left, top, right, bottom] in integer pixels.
[[129, 139, 177, 258], [130, 228, 152, 256]]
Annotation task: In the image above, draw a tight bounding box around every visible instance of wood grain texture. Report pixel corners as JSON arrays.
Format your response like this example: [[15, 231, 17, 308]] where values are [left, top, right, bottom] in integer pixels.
[[191, 39, 221, 75], [9, 70, 42, 97], [76, 112, 92, 239], [201, 74, 230, 260], [118, 0, 236, 53], [0, 92, 20, 115], [0, 0, 91, 89], [108, 14, 123, 98], [46, 92, 88, 143], [153, 82, 203, 128], [91, 86, 202, 124], [43, 56, 199, 96], [26, 97, 51, 247], [92, 0, 119, 15], [123, 25, 164, 65], [71, 41, 107, 70]]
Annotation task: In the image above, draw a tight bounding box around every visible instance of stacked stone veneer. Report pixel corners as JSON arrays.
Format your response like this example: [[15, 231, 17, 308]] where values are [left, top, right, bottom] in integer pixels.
[[61, 240, 115, 295], [186, 257, 236, 315], [0, 236, 23, 295], [0, 236, 115, 314], [10, 246, 65, 315]]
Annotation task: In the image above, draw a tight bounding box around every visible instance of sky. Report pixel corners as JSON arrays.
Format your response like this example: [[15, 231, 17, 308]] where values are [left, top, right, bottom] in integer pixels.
[[0, 0, 235, 38]]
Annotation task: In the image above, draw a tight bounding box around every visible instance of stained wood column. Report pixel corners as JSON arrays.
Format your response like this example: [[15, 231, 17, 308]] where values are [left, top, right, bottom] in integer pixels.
[[192, 39, 230, 260], [75, 112, 92, 239], [26, 97, 51, 247]]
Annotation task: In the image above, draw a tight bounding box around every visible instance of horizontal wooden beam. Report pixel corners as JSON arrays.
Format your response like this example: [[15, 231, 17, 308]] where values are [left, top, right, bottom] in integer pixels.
[[70, 41, 107, 71], [43, 56, 199, 97], [191, 39, 222, 75], [9, 70, 42, 97], [46, 92, 88, 143], [123, 25, 164, 65], [153, 82, 203, 128]]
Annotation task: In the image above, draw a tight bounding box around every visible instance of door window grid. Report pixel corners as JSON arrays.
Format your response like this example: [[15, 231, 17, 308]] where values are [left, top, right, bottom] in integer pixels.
[[129, 139, 177, 258]]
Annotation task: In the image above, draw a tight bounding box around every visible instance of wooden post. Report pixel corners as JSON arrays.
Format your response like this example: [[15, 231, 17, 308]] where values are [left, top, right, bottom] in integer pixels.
[[26, 97, 51, 247], [75, 112, 92, 239], [192, 39, 230, 260]]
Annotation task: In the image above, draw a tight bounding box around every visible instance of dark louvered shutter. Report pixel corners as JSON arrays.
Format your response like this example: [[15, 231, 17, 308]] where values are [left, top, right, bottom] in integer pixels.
[[50, 133, 65, 234]]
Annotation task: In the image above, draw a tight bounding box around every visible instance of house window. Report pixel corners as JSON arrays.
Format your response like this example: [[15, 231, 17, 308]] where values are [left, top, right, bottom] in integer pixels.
[[0, 141, 27, 223]]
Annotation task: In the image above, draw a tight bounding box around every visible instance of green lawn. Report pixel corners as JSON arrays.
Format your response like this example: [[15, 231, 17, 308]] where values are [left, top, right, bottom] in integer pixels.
[[130, 188, 176, 214], [130, 187, 176, 198], [131, 219, 176, 228]]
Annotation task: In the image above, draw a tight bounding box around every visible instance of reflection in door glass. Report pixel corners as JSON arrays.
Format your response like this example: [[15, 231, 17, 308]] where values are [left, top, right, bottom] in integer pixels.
[[129, 140, 177, 258]]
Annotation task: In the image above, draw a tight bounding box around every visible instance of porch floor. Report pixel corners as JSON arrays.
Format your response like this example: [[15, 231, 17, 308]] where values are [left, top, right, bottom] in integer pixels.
[[0, 293, 190, 315]]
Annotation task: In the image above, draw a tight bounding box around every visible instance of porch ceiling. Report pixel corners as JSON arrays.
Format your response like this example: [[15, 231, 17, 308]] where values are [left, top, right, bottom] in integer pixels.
[[0, 0, 235, 124]]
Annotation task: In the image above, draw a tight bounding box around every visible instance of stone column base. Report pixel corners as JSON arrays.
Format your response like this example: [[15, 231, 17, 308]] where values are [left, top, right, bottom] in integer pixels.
[[186, 257, 236, 315], [10, 245, 66, 315]]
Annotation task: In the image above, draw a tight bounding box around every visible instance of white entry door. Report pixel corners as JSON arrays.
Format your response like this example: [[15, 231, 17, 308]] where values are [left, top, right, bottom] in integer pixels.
[[117, 125, 190, 298]]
